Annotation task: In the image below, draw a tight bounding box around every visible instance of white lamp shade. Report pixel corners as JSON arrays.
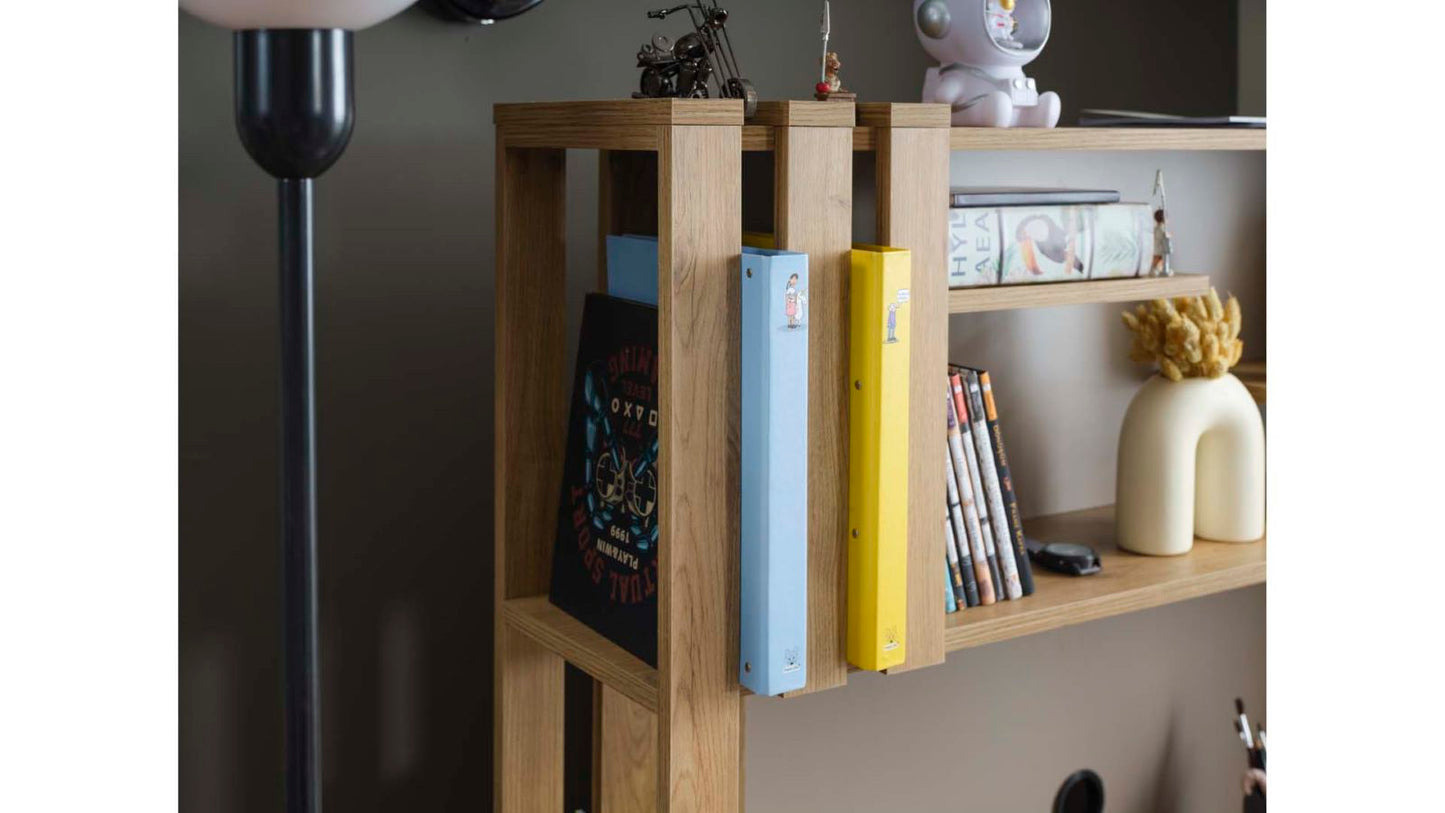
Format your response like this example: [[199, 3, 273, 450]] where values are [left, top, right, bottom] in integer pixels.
[[180, 0, 415, 30]]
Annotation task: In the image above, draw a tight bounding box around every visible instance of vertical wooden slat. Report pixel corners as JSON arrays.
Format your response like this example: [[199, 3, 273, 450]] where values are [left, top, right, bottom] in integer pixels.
[[657, 123, 743, 813], [774, 124, 853, 696], [496, 624, 565, 812], [875, 125, 950, 673], [594, 684, 658, 813], [494, 138, 569, 811]]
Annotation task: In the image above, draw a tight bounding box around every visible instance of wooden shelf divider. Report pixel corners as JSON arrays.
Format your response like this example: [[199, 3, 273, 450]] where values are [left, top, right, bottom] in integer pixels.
[[944, 505, 1266, 652], [503, 595, 659, 711], [949, 273, 1211, 314]]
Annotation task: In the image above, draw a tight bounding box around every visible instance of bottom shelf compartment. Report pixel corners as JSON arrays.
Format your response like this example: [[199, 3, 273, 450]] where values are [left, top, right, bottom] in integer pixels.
[[944, 504, 1266, 652]]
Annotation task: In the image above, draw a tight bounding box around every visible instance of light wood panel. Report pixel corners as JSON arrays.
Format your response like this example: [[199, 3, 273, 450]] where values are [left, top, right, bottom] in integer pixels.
[[1235, 361, 1266, 404], [494, 142, 567, 602], [856, 102, 952, 128], [856, 125, 1267, 152], [774, 123, 853, 697], [594, 684, 658, 813], [495, 621, 566, 812], [944, 505, 1266, 651], [874, 124, 950, 674], [948, 274, 1211, 314], [657, 123, 743, 813], [752, 100, 856, 128], [502, 596, 659, 711], [948, 126, 1267, 151], [493, 139, 569, 813], [496, 99, 744, 127]]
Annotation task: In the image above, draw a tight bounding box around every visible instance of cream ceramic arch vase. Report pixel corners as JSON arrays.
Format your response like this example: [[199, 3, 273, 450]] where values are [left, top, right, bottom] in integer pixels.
[[1116, 373, 1265, 556]]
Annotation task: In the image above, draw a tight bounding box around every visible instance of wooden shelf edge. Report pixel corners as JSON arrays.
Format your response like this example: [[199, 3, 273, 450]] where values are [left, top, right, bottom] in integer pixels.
[[501, 595, 659, 713], [943, 505, 1266, 653], [948, 273, 1211, 314], [949, 126, 1266, 152]]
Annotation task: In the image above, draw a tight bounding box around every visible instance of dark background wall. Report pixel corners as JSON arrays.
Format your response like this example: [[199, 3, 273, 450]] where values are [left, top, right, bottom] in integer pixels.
[[179, 2, 1264, 810]]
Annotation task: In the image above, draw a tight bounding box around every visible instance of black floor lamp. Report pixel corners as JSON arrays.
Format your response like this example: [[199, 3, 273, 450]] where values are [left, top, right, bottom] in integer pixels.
[[180, 3, 414, 811], [182, 1, 547, 809]]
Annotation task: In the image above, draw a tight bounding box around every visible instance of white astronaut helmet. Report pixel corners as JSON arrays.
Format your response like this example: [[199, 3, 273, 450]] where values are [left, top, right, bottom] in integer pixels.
[[913, 0, 1052, 69]]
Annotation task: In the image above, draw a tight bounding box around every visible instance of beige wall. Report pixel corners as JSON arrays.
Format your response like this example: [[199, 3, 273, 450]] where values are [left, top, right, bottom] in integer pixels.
[[180, 2, 1263, 811]]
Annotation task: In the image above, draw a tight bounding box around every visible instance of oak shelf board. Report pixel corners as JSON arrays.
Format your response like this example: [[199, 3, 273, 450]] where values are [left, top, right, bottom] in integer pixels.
[[949, 126, 1266, 151], [944, 505, 1266, 653], [1235, 360, 1266, 404], [501, 595, 660, 713], [494, 99, 744, 152], [948, 273, 1210, 314]]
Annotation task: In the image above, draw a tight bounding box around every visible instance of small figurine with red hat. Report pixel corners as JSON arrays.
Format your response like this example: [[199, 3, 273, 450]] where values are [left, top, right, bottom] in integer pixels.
[[814, 2, 856, 101]]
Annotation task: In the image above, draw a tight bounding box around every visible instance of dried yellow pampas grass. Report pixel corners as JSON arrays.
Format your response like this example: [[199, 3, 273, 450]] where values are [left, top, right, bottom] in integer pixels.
[[1122, 288, 1244, 381]]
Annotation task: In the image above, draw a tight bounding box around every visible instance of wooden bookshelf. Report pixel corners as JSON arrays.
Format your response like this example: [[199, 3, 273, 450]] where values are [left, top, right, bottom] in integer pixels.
[[948, 273, 1210, 314], [944, 505, 1266, 652], [491, 100, 1267, 813]]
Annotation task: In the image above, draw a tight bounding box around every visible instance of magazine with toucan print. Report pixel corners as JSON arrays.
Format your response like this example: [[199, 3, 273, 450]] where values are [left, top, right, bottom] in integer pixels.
[[947, 191, 1152, 288]]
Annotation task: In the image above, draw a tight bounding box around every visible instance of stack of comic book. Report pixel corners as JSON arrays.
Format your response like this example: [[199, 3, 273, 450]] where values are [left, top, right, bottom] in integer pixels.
[[942, 366, 1035, 614]]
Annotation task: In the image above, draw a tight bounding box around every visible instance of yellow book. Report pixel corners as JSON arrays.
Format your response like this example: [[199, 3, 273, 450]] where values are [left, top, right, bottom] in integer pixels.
[[846, 244, 911, 671]]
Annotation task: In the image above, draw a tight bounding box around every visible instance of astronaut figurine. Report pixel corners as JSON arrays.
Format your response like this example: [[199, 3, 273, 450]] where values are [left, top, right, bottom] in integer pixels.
[[914, 0, 1061, 128]]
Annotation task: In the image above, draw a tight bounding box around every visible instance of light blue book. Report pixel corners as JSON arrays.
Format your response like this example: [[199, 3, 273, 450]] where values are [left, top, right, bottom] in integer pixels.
[[606, 235, 810, 694], [739, 246, 809, 696], [606, 234, 660, 305], [945, 561, 957, 614]]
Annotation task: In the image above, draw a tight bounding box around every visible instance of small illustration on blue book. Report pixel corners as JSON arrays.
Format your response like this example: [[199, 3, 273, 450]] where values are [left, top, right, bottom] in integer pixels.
[[784, 273, 808, 329], [783, 647, 801, 674]]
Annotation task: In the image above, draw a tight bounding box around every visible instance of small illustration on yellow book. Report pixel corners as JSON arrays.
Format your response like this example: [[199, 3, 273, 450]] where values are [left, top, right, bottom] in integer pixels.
[[784, 272, 808, 329], [885, 303, 899, 343], [1015, 212, 1084, 276], [883, 625, 900, 652]]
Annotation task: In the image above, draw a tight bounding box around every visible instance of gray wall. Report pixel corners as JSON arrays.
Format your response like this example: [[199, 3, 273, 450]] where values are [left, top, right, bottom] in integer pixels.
[[179, 2, 1264, 811]]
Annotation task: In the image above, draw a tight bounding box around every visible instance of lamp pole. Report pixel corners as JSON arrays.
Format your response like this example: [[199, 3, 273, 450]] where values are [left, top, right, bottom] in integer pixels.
[[235, 29, 354, 813]]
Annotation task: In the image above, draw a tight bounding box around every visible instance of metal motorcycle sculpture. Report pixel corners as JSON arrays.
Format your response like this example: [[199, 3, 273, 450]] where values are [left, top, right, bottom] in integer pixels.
[[632, 1, 758, 117]]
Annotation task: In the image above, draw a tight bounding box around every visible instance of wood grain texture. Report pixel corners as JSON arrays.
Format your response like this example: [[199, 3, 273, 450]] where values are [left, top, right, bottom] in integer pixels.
[[494, 142, 567, 603], [875, 126, 950, 674], [855, 102, 952, 129], [752, 100, 856, 128], [948, 274, 1211, 314], [494, 622, 566, 813], [741, 126, 775, 152], [944, 505, 1266, 651], [496, 99, 744, 127], [599, 150, 661, 289], [502, 596, 660, 711], [493, 139, 569, 813], [774, 124, 853, 697], [1234, 361, 1266, 404], [856, 125, 1267, 152], [657, 124, 743, 813], [501, 124, 661, 152], [948, 127, 1267, 152], [594, 684, 659, 813]]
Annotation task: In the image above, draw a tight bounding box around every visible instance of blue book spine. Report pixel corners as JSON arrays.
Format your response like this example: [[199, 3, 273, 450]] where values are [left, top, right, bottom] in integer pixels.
[[606, 234, 660, 305], [739, 247, 809, 695]]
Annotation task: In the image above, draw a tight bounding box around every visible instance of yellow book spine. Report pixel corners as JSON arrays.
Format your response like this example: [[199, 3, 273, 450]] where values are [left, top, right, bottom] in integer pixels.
[[846, 245, 911, 671]]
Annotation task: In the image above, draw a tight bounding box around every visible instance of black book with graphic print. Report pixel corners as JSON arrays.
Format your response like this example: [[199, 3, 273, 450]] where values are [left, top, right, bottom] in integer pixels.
[[549, 294, 661, 667]]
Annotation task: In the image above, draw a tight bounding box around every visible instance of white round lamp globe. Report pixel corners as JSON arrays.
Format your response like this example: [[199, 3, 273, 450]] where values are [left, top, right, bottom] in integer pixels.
[[180, 0, 416, 30]]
